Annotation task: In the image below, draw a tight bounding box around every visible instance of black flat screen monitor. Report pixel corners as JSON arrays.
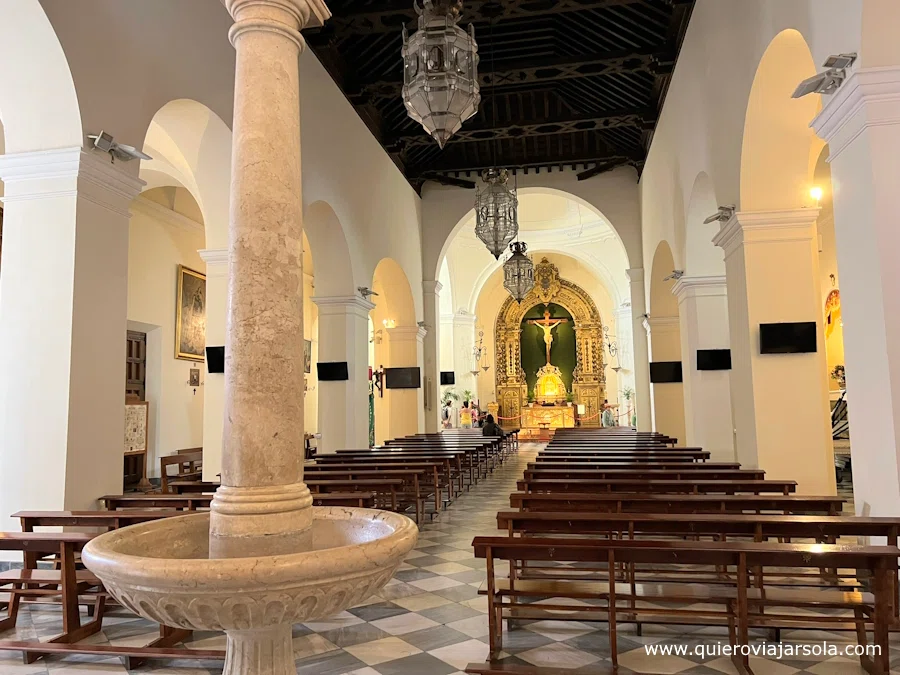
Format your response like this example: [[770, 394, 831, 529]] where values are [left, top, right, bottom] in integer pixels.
[[384, 367, 421, 389], [440, 371, 456, 386], [317, 362, 349, 381], [697, 349, 732, 371], [206, 346, 225, 373], [649, 361, 683, 384], [760, 322, 817, 354]]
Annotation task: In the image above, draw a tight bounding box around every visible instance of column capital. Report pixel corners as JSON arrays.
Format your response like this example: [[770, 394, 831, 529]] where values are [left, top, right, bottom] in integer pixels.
[[0, 147, 144, 218], [199, 248, 230, 278], [422, 280, 443, 296], [387, 326, 428, 343], [626, 268, 645, 283], [451, 311, 478, 328], [813, 66, 900, 161], [671, 275, 727, 302], [713, 208, 820, 257], [312, 295, 376, 319], [225, 0, 330, 48], [647, 315, 680, 332]]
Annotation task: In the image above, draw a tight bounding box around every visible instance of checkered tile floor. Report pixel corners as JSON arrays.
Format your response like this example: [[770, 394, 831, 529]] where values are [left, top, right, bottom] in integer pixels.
[[0, 444, 894, 674]]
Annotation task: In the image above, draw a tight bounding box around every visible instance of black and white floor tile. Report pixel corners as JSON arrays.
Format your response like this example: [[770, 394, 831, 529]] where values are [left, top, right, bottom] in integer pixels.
[[0, 445, 892, 674]]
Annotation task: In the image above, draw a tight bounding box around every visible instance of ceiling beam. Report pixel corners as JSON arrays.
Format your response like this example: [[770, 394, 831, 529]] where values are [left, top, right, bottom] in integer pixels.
[[411, 148, 643, 178], [387, 109, 653, 149], [356, 49, 670, 99], [319, 0, 687, 35]]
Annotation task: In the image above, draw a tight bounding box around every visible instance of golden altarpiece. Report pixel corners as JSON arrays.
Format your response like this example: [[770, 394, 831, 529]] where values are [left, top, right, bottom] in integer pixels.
[[495, 258, 606, 428]]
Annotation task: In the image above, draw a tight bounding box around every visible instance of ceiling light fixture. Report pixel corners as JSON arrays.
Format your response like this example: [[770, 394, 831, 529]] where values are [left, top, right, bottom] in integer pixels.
[[503, 241, 534, 303], [401, 0, 480, 148]]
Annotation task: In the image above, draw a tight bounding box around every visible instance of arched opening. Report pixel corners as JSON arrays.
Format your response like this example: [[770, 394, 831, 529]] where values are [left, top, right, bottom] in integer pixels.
[[740, 29, 821, 212], [684, 172, 723, 276], [438, 189, 633, 433], [649, 241, 686, 442], [371, 258, 420, 444]]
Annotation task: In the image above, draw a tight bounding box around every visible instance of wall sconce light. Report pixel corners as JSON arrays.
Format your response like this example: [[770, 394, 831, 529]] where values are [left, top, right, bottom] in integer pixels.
[[382, 318, 397, 329], [810, 186, 823, 205]]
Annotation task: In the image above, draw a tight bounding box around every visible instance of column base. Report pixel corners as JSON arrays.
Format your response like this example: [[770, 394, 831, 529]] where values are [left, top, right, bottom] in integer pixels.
[[224, 624, 294, 675], [209, 482, 313, 558]]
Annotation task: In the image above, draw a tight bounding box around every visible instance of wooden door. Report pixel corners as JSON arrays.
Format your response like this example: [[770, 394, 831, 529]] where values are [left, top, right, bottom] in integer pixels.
[[126, 331, 147, 400]]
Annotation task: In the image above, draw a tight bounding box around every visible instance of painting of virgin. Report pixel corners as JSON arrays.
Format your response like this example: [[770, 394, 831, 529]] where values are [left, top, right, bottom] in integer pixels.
[[176, 265, 207, 361]]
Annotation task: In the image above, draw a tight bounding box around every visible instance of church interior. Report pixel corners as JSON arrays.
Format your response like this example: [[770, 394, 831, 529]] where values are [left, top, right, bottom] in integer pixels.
[[0, 0, 898, 673]]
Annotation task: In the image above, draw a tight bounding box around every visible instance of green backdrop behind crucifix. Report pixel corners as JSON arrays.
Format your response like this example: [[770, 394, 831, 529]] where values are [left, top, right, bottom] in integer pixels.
[[520, 303, 576, 398]]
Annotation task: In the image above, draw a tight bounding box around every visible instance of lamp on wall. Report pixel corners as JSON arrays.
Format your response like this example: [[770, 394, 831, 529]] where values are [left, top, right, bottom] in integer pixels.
[[382, 318, 397, 329], [471, 329, 490, 375], [810, 186, 823, 205], [401, 0, 480, 148]]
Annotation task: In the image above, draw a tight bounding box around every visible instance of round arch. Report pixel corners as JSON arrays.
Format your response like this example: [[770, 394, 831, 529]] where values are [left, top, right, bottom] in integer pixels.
[[305, 201, 355, 298], [0, 0, 81, 153], [142, 99, 232, 249], [493, 257, 606, 427], [740, 29, 820, 212], [435, 186, 632, 280], [649, 241, 679, 318], [684, 172, 724, 275]]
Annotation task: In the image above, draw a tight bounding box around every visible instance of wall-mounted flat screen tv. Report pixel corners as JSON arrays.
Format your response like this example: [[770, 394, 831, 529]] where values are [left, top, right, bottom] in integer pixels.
[[440, 371, 455, 386], [697, 349, 732, 371], [317, 362, 349, 381], [759, 322, 817, 354], [649, 361, 683, 383], [206, 346, 225, 373], [384, 367, 421, 389]]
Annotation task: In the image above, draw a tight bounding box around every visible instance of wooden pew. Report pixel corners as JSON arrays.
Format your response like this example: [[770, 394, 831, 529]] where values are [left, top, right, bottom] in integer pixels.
[[303, 467, 427, 522], [534, 454, 707, 464], [100, 492, 377, 510], [523, 467, 765, 481], [516, 478, 798, 495], [472, 536, 896, 674], [509, 492, 846, 515], [159, 448, 202, 494], [0, 533, 104, 663], [530, 461, 742, 470], [14, 510, 181, 531]]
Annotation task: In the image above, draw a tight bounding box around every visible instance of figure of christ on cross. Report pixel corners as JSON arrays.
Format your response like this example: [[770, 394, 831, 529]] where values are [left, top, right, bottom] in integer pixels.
[[527, 308, 569, 365]]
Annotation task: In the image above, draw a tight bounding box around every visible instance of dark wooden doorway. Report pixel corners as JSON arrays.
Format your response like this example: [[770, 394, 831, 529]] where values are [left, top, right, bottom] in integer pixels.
[[126, 331, 147, 401]]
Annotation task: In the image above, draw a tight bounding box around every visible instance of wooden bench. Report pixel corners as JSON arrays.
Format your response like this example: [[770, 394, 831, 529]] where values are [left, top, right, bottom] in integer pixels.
[[159, 448, 202, 494], [304, 468, 427, 522], [14, 510, 182, 531], [472, 536, 896, 674], [306, 478, 403, 511], [509, 492, 846, 515], [530, 461, 742, 470], [523, 467, 765, 481], [100, 492, 375, 510], [516, 478, 797, 495], [534, 454, 707, 464]]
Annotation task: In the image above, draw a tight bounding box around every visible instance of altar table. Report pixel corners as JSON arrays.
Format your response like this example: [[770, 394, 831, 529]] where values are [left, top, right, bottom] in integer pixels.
[[521, 405, 576, 430]]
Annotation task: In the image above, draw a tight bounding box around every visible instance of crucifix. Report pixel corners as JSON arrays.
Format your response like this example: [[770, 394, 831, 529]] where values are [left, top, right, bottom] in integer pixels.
[[527, 308, 568, 365]]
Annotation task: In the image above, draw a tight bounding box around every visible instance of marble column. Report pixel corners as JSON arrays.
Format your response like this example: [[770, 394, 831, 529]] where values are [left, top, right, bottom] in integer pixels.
[[672, 276, 735, 462], [0, 147, 142, 539], [626, 268, 652, 430], [421, 280, 442, 432], [198, 247, 228, 481], [312, 295, 374, 454], [211, 0, 330, 557], [813, 66, 900, 515], [713, 210, 834, 495]]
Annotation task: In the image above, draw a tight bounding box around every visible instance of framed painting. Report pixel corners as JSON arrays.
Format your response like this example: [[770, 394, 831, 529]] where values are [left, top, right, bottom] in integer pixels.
[[176, 265, 207, 361], [304, 339, 312, 374]]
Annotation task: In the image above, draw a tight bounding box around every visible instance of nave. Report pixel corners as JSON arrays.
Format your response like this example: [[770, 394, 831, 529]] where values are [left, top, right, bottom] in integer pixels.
[[1, 437, 896, 675]]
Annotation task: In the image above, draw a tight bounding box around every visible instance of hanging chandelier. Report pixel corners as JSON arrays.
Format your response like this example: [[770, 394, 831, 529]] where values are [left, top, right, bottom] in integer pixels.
[[503, 241, 534, 302], [475, 168, 519, 258], [401, 0, 480, 149]]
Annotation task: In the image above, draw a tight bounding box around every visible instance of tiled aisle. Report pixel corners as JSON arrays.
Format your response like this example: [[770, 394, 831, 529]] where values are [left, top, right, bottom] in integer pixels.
[[0, 444, 895, 674]]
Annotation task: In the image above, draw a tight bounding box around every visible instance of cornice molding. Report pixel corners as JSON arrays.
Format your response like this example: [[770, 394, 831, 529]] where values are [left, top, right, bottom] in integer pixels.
[[199, 248, 229, 278], [132, 195, 204, 234], [626, 268, 645, 284], [312, 295, 376, 319], [422, 280, 443, 296], [647, 315, 680, 330], [812, 66, 900, 161], [387, 325, 428, 342], [0, 147, 144, 217], [713, 209, 819, 257], [671, 275, 727, 301]]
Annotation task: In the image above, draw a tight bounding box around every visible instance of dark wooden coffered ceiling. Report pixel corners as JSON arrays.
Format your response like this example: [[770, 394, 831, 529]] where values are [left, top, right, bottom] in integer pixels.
[[303, 0, 695, 189]]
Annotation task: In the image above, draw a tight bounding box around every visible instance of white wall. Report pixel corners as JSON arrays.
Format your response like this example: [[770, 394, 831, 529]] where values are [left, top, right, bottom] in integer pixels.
[[127, 194, 205, 477]]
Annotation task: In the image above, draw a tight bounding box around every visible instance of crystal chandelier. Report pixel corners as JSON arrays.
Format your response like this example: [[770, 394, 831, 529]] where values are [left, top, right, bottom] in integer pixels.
[[475, 168, 519, 258], [503, 241, 534, 302], [401, 0, 480, 148]]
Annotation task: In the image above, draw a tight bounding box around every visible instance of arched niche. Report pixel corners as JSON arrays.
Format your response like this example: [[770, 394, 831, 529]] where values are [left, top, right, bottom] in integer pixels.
[[305, 201, 355, 298], [740, 29, 821, 212], [494, 258, 605, 427], [684, 172, 724, 276], [142, 99, 232, 250]]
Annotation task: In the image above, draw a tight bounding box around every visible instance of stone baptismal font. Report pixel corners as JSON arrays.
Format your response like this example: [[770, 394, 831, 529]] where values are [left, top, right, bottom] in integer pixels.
[[83, 2, 417, 674]]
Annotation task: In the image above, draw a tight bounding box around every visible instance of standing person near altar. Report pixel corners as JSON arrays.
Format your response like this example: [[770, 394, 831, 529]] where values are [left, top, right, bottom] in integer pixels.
[[602, 399, 615, 427], [460, 401, 474, 429]]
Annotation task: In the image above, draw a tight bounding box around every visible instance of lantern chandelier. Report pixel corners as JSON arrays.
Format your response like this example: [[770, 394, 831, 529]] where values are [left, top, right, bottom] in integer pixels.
[[475, 168, 519, 258], [401, 0, 480, 149], [503, 241, 535, 303]]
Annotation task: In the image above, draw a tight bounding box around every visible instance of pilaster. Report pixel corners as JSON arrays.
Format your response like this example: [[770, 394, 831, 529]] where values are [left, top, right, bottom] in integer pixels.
[[626, 268, 651, 430]]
